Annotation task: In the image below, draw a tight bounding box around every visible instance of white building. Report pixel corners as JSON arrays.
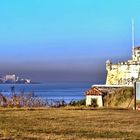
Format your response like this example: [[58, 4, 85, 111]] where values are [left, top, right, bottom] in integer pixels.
[[106, 19, 140, 86], [5, 74, 16, 82], [86, 87, 104, 107]]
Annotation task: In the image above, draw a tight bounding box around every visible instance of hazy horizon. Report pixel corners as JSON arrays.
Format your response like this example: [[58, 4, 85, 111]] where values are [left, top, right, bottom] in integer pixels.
[[0, 0, 140, 83]]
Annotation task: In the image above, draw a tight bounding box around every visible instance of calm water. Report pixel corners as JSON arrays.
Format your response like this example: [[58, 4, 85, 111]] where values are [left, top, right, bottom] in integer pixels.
[[0, 82, 92, 102]]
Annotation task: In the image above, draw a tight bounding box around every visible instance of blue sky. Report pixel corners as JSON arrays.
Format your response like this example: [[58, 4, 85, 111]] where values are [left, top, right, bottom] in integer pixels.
[[0, 0, 140, 82]]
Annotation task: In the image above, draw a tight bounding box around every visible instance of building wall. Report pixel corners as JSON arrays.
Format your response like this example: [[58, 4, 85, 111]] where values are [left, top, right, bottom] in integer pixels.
[[106, 63, 140, 85], [86, 95, 103, 107], [5, 75, 16, 81], [106, 64, 118, 85]]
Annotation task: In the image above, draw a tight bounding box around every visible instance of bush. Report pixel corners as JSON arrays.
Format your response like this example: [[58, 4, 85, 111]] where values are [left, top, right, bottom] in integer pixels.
[[48, 99, 66, 108], [69, 99, 86, 106], [0, 92, 47, 108]]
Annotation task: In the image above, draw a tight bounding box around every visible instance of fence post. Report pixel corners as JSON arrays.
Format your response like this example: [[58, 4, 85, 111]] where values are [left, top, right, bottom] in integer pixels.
[[134, 82, 136, 110]]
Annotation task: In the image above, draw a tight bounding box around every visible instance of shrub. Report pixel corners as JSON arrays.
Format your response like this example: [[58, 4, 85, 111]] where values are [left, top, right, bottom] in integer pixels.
[[48, 99, 66, 108], [0, 92, 47, 108], [69, 99, 86, 106]]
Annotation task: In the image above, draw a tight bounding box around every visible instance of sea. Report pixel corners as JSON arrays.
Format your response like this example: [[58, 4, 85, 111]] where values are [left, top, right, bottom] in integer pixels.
[[0, 82, 93, 103], [1, 82, 139, 103]]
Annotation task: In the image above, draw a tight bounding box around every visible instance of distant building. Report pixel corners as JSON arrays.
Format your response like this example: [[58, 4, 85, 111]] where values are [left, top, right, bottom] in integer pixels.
[[5, 74, 16, 82], [25, 79, 31, 84], [0, 74, 31, 84]]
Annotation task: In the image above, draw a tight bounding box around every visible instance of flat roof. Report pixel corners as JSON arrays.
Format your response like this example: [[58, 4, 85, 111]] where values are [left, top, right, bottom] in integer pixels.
[[92, 85, 133, 88]]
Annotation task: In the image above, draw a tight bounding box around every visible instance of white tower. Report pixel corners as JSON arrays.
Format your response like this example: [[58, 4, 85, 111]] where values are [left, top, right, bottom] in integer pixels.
[[132, 18, 135, 60]]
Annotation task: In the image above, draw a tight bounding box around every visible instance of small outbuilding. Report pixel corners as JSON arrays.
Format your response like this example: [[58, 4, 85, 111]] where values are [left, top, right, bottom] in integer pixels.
[[85, 87, 104, 107]]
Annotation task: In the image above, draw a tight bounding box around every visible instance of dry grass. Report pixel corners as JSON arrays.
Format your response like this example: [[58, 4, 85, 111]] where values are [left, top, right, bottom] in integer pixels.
[[104, 87, 134, 108], [0, 107, 140, 140]]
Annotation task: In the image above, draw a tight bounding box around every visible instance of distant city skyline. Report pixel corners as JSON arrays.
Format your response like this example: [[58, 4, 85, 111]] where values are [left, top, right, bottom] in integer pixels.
[[0, 0, 140, 82], [0, 74, 31, 84]]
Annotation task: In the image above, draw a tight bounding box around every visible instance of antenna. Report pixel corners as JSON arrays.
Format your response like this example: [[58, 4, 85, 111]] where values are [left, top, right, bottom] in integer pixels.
[[132, 18, 135, 59]]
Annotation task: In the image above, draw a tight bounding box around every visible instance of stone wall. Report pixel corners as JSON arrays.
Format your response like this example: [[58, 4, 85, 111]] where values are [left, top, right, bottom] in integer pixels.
[[106, 63, 140, 85]]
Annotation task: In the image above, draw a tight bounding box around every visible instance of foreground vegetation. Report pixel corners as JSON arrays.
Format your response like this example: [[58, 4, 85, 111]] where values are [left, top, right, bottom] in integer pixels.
[[0, 107, 140, 139], [104, 87, 134, 108]]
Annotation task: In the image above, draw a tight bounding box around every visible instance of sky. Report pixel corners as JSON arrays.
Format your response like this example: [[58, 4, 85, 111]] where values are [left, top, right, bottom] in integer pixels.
[[0, 0, 140, 83]]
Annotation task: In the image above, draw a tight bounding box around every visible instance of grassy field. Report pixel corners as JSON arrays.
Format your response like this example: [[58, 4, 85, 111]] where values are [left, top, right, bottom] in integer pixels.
[[0, 107, 140, 140]]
